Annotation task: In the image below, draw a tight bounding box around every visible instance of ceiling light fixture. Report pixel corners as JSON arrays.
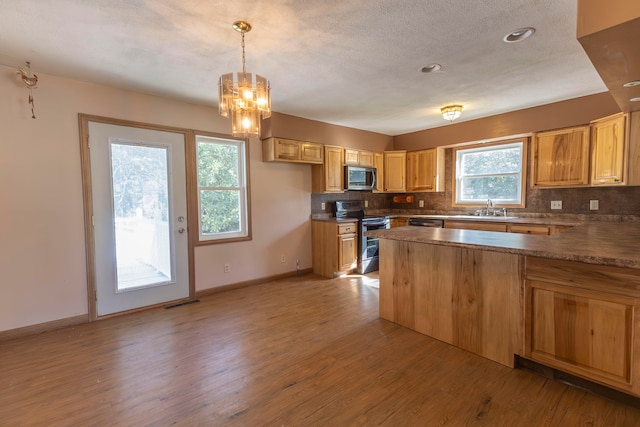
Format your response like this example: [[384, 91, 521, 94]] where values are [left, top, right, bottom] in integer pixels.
[[441, 105, 463, 122], [630, 97, 640, 102], [218, 21, 271, 138], [503, 27, 536, 43], [623, 80, 640, 88]]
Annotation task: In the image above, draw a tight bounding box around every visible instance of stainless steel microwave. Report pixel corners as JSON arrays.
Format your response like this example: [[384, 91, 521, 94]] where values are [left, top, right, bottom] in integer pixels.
[[344, 165, 376, 191]]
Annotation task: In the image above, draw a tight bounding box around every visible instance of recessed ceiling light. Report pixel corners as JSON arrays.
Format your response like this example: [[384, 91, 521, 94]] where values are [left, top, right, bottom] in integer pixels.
[[421, 63, 442, 73], [503, 27, 536, 43], [623, 80, 640, 88], [630, 97, 640, 102]]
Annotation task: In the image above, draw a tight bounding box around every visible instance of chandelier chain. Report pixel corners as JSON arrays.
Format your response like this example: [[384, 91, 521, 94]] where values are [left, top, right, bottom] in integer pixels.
[[241, 32, 246, 73]]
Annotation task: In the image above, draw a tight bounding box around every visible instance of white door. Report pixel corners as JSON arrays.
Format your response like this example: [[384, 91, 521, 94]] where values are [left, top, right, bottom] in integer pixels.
[[88, 122, 189, 316]]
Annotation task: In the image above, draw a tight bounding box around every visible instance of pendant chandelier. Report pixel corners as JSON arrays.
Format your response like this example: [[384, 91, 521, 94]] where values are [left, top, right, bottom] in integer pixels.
[[218, 21, 271, 138]]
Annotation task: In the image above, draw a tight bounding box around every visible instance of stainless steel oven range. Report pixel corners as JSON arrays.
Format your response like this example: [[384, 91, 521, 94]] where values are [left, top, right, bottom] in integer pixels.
[[334, 200, 389, 274]]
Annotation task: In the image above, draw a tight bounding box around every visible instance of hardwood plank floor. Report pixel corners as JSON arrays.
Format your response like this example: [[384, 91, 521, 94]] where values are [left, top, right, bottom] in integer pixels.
[[2, 273, 639, 426]]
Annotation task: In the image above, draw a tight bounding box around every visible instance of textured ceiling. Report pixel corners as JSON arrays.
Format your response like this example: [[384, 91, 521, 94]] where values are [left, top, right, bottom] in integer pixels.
[[0, 0, 607, 135]]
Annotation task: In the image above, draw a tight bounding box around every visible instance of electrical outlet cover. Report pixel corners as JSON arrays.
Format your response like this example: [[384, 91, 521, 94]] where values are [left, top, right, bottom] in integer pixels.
[[589, 199, 599, 210], [551, 200, 562, 210]]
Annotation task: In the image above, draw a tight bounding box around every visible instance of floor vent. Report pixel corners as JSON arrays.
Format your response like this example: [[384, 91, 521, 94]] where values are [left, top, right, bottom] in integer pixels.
[[164, 299, 200, 309]]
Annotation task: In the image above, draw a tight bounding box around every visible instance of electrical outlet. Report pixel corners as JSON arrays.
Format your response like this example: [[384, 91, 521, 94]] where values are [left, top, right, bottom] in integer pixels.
[[589, 199, 599, 210], [321, 202, 325, 210], [280, 255, 285, 263], [419, 200, 425, 208], [551, 200, 562, 210], [364, 200, 369, 208], [224, 263, 230, 273]]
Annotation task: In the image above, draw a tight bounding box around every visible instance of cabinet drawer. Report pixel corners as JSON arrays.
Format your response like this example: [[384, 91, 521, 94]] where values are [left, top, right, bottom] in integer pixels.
[[337, 223, 358, 234], [509, 224, 550, 235]]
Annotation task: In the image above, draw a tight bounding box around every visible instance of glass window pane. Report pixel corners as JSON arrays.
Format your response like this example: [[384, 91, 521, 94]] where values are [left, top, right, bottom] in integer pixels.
[[461, 147, 521, 175], [111, 143, 172, 291], [460, 175, 520, 201], [197, 142, 239, 187], [200, 189, 241, 234]]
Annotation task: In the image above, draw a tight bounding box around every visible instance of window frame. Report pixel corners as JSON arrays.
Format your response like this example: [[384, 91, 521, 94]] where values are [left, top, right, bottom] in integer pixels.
[[191, 132, 252, 245], [452, 138, 527, 209]]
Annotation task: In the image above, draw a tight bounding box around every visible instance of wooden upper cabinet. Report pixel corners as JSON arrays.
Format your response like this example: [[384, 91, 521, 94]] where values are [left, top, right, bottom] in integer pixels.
[[312, 145, 344, 193], [344, 148, 374, 167], [591, 113, 627, 186], [344, 149, 359, 165], [263, 137, 323, 164], [406, 148, 444, 192], [383, 151, 406, 192], [300, 142, 324, 163], [531, 126, 590, 187]]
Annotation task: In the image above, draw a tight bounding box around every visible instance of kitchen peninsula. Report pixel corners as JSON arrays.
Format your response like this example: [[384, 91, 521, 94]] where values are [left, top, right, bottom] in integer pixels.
[[366, 220, 640, 398]]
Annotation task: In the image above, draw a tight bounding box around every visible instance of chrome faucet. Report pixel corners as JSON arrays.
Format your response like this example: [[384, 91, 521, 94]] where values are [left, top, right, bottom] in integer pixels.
[[486, 199, 493, 215]]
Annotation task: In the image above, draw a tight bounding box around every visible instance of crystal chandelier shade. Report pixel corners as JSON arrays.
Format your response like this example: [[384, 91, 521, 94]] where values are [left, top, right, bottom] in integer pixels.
[[218, 21, 271, 138], [441, 105, 463, 122]]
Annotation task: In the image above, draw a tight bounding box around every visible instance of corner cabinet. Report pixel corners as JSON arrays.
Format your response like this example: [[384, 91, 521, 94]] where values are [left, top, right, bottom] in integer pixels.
[[383, 151, 407, 192], [531, 126, 590, 187], [524, 257, 640, 396], [262, 137, 323, 164], [406, 148, 444, 192], [591, 113, 627, 186], [311, 220, 358, 278], [312, 145, 344, 193]]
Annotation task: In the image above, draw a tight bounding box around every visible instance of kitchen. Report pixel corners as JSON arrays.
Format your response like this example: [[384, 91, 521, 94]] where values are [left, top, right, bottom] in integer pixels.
[[2, 0, 640, 423]]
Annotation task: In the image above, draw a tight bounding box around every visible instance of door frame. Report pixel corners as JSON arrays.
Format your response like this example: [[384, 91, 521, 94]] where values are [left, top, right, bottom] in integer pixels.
[[78, 114, 196, 321]]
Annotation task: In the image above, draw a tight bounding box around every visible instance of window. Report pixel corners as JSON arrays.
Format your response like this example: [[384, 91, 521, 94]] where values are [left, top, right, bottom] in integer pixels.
[[453, 139, 526, 207], [196, 134, 250, 242]]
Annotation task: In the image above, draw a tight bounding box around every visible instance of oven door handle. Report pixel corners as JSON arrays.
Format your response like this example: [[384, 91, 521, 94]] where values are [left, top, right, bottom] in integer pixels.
[[362, 220, 388, 227]]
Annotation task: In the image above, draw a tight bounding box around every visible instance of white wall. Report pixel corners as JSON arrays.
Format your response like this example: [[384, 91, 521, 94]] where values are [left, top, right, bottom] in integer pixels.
[[0, 65, 312, 331]]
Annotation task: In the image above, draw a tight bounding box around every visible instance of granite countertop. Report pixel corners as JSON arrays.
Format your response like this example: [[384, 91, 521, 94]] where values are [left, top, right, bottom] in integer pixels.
[[366, 221, 640, 270]]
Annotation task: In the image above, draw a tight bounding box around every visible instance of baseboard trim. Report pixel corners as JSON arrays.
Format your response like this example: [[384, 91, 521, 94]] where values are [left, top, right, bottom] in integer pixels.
[[196, 268, 314, 298], [0, 314, 88, 342], [1, 269, 314, 341]]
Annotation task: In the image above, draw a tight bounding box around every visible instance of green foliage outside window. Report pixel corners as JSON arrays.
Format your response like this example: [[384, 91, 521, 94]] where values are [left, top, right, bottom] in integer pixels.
[[196, 137, 246, 238], [456, 142, 523, 204]]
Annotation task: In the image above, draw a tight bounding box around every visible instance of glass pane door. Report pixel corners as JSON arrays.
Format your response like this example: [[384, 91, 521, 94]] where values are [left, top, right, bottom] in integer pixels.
[[110, 142, 173, 291]]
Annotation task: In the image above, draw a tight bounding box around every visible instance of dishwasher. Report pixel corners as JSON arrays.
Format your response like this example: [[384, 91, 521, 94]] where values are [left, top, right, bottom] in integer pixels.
[[408, 218, 444, 228]]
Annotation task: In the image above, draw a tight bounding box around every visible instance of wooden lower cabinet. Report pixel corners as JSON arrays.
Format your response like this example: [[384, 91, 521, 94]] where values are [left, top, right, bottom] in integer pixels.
[[444, 220, 508, 232], [312, 220, 358, 278], [524, 257, 640, 396], [379, 240, 523, 367]]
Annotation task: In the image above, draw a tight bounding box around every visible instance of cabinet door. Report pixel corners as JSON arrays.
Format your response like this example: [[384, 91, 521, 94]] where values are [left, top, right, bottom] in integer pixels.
[[591, 114, 626, 185], [273, 138, 301, 161], [324, 145, 344, 192], [526, 280, 636, 390], [358, 150, 374, 167], [338, 233, 357, 271], [373, 152, 384, 192], [384, 151, 406, 192], [407, 149, 436, 191], [532, 126, 590, 187], [300, 142, 324, 164], [344, 149, 359, 165]]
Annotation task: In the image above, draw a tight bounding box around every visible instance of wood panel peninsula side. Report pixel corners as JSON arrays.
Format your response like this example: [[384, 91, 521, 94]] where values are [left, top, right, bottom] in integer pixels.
[[366, 221, 640, 397]]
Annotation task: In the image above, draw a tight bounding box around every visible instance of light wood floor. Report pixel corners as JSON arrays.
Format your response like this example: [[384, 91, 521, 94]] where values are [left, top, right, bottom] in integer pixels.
[[2, 274, 640, 426]]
